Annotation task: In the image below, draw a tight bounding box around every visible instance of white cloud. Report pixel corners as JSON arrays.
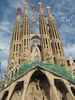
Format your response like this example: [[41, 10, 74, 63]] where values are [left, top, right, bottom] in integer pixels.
[[64, 44, 75, 59], [7, 0, 25, 10]]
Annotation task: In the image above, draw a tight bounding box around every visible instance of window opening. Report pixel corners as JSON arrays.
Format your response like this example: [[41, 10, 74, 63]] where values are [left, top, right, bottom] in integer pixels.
[[58, 43, 60, 50], [46, 38, 47, 45], [19, 44, 21, 51], [16, 44, 18, 51], [24, 39, 26, 46], [19, 59, 20, 64], [15, 32, 16, 40], [36, 85, 39, 90], [27, 39, 28, 45], [13, 45, 15, 52]]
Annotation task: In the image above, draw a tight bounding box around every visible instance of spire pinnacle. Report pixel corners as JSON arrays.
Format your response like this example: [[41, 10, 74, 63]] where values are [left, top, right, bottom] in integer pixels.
[[17, 7, 21, 16], [23, 2, 28, 10], [33, 39, 37, 46], [39, 2, 42, 10], [47, 6, 51, 14], [47, 6, 53, 19]]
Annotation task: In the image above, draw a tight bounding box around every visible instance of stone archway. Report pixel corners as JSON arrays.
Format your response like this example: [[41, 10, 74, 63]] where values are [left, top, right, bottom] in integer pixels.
[[54, 79, 68, 100], [10, 81, 23, 100], [71, 87, 75, 97], [1, 91, 9, 100], [54, 79, 74, 100], [25, 70, 50, 100]]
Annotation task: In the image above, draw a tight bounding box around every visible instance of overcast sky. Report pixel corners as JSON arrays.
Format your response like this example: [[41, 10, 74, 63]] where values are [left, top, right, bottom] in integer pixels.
[[0, 0, 75, 77]]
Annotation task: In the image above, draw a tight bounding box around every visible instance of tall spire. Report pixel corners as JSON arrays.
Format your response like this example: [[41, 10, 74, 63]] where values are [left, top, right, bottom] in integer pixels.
[[47, 6, 53, 20], [47, 6, 67, 66], [8, 7, 21, 71], [17, 7, 21, 16], [39, 2, 44, 15], [4, 7, 22, 86], [39, 2, 42, 10], [21, 2, 31, 65], [23, 2, 28, 15], [39, 2, 54, 63]]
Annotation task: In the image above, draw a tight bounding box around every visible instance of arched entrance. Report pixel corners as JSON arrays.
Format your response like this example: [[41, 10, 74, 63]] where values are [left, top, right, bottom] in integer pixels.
[[71, 87, 75, 97], [1, 91, 9, 100], [54, 79, 74, 100], [10, 81, 23, 100], [25, 70, 50, 100]]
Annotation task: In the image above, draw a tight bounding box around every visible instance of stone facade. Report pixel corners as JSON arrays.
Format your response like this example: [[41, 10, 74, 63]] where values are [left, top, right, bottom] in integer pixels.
[[39, 2, 54, 63], [47, 6, 67, 67], [4, 2, 68, 78], [0, 2, 75, 100], [21, 3, 31, 65], [0, 67, 75, 100]]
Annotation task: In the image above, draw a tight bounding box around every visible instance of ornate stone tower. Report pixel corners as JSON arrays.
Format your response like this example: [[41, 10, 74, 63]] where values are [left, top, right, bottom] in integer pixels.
[[21, 3, 31, 65], [0, 2, 75, 100], [8, 7, 21, 72], [47, 6, 67, 66], [39, 2, 54, 63], [3, 7, 22, 86]]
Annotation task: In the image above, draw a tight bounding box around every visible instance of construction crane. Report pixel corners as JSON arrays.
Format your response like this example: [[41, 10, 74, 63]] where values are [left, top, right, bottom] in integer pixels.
[[29, 4, 37, 34], [23, 2, 37, 35]]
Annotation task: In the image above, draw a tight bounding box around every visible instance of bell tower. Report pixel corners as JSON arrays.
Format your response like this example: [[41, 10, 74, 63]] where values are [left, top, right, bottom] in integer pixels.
[[47, 6, 67, 66], [8, 7, 21, 71], [21, 3, 31, 65], [39, 2, 54, 63]]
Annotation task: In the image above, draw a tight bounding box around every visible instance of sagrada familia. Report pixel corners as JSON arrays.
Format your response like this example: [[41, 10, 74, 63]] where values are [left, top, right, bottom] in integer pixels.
[[0, 2, 75, 100]]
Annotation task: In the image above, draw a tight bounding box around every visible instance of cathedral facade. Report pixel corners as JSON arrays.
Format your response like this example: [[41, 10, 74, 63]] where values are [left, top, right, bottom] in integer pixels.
[[0, 2, 75, 100]]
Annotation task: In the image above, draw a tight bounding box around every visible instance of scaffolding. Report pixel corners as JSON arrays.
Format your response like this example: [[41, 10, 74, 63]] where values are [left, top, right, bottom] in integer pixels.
[[1, 61, 75, 91]]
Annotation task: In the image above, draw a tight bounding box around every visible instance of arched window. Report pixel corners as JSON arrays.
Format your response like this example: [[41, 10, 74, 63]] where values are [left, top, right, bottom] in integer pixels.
[[19, 44, 21, 51], [16, 44, 18, 51], [46, 38, 47, 45], [13, 45, 15, 52], [57, 43, 60, 50], [19, 59, 20, 64], [55, 43, 57, 50], [17, 34, 18, 40], [43, 38, 45, 45], [27, 39, 28, 45], [15, 32, 16, 40], [24, 39, 26, 46]]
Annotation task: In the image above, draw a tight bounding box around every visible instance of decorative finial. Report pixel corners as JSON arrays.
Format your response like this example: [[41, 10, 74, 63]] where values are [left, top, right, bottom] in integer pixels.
[[17, 7, 21, 16], [33, 39, 37, 45], [23, 2, 28, 10], [39, 2, 42, 10], [47, 6, 51, 14]]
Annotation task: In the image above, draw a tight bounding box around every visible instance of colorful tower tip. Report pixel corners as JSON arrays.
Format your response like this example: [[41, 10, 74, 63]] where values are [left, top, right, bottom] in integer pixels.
[[17, 7, 21, 16], [25, 2, 28, 10], [23, 2, 28, 10], [47, 6, 51, 14], [39, 2, 42, 10]]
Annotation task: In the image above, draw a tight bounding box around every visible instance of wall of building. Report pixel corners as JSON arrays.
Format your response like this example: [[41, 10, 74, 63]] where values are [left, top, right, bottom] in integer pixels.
[[0, 67, 75, 100]]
